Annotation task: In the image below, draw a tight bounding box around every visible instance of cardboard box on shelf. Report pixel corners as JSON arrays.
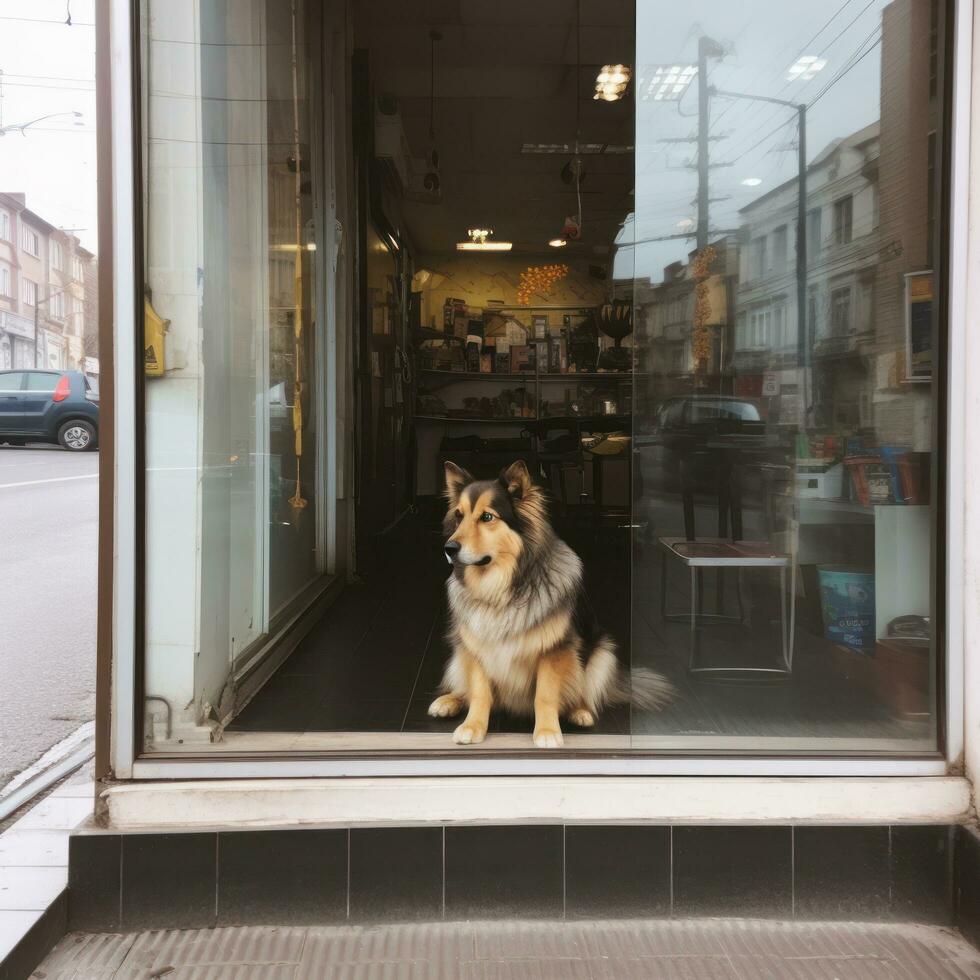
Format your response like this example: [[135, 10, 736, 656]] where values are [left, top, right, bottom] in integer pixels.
[[511, 345, 534, 373]]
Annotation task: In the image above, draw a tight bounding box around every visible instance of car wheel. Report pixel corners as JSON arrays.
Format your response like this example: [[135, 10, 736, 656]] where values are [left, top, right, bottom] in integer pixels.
[[58, 420, 97, 452]]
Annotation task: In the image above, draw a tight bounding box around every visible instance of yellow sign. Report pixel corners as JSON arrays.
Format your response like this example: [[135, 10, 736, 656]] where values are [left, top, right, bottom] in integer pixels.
[[144, 297, 168, 377]]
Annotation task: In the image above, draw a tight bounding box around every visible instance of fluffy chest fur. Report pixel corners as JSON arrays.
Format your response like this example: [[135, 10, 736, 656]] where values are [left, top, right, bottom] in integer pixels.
[[446, 539, 583, 712]]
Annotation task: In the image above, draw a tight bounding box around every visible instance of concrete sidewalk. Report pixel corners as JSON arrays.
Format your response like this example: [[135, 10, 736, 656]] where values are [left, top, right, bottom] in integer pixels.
[[33, 918, 980, 979]]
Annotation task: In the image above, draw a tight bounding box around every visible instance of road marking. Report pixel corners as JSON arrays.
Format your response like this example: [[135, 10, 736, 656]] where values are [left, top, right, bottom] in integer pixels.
[[0, 473, 98, 490]]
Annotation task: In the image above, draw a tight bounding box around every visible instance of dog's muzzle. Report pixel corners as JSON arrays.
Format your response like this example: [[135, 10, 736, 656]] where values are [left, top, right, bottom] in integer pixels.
[[444, 540, 491, 567]]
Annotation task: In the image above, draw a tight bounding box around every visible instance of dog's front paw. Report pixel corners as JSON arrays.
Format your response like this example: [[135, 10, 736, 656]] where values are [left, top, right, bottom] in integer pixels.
[[428, 694, 464, 718], [568, 708, 595, 728], [453, 721, 487, 745], [533, 726, 564, 749]]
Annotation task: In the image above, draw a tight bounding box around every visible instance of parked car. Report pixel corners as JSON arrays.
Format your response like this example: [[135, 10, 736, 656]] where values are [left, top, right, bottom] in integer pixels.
[[637, 394, 770, 495], [0, 369, 99, 451]]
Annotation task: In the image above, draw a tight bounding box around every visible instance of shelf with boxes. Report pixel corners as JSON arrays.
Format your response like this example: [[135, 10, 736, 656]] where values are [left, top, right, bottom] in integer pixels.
[[414, 302, 633, 424]]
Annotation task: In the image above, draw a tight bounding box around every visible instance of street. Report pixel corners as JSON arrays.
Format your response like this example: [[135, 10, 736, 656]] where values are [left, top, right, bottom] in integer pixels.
[[0, 447, 97, 790]]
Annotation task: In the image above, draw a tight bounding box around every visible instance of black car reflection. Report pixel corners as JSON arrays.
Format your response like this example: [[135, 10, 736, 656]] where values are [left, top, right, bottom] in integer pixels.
[[637, 395, 792, 540]]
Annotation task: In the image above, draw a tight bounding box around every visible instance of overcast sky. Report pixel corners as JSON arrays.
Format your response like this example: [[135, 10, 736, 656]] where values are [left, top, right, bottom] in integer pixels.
[[0, 0, 97, 252]]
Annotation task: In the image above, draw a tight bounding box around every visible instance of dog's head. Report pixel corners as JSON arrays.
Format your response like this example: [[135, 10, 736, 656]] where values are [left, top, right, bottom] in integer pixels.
[[442, 460, 549, 584]]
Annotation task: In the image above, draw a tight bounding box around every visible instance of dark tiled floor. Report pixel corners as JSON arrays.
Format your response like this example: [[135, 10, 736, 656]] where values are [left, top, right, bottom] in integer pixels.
[[229, 505, 932, 742]]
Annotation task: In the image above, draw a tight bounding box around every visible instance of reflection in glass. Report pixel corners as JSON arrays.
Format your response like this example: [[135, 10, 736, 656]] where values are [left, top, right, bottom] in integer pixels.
[[627, 0, 940, 750], [141, 0, 322, 747]]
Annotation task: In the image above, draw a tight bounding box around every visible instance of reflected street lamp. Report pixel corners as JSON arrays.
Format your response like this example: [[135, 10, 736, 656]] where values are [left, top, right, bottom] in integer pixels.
[[710, 86, 810, 430], [0, 111, 83, 137]]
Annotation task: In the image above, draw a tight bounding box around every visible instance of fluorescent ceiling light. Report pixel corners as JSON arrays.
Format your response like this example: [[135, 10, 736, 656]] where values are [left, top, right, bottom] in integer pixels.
[[548, 238, 567, 248], [457, 228, 511, 251], [741, 177, 762, 187], [637, 64, 697, 102], [786, 55, 827, 81], [456, 242, 512, 251], [594, 64, 631, 101]]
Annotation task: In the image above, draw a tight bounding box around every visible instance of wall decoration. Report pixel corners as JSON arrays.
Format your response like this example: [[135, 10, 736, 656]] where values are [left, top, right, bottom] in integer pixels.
[[691, 245, 717, 371], [517, 263, 570, 305]]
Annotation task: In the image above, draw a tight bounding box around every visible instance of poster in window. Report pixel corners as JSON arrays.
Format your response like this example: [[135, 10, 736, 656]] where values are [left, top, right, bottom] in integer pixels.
[[904, 271, 932, 382]]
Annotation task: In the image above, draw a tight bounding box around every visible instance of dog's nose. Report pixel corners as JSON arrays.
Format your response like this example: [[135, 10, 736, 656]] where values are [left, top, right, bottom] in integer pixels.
[[444, 540, 461, 563]]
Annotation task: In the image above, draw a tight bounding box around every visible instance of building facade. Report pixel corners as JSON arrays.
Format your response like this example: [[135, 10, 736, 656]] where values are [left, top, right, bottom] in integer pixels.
[[56, 0, 980, 942], [0, 192, 97, 374]]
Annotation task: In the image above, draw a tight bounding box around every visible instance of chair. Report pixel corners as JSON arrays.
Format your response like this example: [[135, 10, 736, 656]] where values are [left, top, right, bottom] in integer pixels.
[[659, 446, 797, 676]]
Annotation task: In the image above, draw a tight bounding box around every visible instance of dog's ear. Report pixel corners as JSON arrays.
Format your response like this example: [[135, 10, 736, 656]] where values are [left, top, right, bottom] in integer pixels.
[[444, 461, 473, 505], [500, 459, 533, 500]]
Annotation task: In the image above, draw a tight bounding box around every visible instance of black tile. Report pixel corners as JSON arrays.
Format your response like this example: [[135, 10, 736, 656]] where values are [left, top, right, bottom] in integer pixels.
[[68, 833, 121, 931], [121, 833, 216, 930], [1, 890, 66, 980], [672, 826, 792, 918], [565, 826, 670, 918], [349, 828, 442, 921], [794, 827, 890, 920], [306, 700, 408, 732], [445, 826, 563, 919], [217, 829, 347, 925], [891, 825, 953, 924], [225, 694, 319, 732], [956, 824, 980, 949]]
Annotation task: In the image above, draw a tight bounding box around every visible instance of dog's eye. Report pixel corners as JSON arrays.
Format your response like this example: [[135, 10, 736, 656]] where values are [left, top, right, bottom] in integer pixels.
[[454, 510, 462, 522], [480, 512, 495, 523]]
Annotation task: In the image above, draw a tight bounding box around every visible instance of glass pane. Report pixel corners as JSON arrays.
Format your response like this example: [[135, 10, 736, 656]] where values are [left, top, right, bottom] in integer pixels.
[[141, 0, 323, 747], [630, 0, 942, 751]]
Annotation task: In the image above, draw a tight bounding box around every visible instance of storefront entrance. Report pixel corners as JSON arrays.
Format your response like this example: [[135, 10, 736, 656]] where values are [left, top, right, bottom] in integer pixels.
[[133, 0, 947, 761]]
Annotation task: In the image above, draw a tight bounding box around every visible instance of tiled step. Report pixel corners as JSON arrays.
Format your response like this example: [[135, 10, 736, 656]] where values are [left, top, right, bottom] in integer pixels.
[[33, 919, 980, 980]]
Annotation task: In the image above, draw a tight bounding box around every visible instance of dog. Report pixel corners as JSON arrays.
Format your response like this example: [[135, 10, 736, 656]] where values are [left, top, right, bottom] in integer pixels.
[[428, 459, 674, 747]]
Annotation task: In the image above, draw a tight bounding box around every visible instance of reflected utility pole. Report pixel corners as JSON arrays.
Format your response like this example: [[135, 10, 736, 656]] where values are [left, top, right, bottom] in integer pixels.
[[695, 37, 725, 251], [710, 86, 809, 430]]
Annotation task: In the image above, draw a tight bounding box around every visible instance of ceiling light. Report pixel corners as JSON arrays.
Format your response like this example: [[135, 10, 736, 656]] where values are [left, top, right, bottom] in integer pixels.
[[786, 55, 827, 81], [549, 238, 567, 248], [741, 177, 762, 187], [637, 64, 698, 102], [594, 64, 631, 101], [457, 242, 512, 251], [457, 228, 512, 251]]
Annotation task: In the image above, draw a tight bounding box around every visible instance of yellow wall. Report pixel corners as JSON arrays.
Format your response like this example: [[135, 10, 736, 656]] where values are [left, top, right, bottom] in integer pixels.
[[416, 253, 607, 330]]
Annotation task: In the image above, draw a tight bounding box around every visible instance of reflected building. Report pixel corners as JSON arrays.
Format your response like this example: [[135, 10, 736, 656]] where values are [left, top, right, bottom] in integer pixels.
[[633, 236, 739, 419], [733, 0, 937, 446], [735, 123, 880, 428]]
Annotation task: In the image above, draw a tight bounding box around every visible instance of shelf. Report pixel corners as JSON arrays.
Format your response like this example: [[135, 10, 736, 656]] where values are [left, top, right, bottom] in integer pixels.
[[539, 373, 630, 381], [419, 369, 536, 381], [418, 368, 631, 381], [415, 415, 536, 424]]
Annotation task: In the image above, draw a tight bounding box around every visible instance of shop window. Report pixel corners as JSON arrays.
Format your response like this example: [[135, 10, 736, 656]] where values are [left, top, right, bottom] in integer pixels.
[[132, 0, 948, 762]]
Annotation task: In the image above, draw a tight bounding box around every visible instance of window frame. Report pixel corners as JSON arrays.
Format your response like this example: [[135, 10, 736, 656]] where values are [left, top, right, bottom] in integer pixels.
[[102, 0, 968, 781], [21, 225, 39, 257], [833, 195, 854, 245]]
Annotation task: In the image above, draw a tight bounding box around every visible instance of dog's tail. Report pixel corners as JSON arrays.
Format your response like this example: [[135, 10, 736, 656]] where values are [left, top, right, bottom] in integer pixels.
[[584, 637, 675, 713]]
